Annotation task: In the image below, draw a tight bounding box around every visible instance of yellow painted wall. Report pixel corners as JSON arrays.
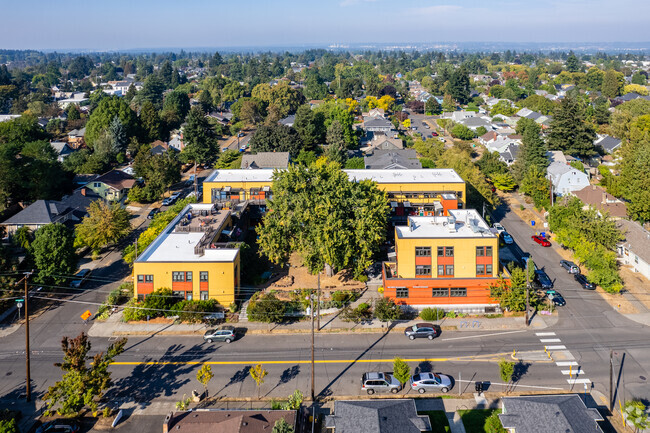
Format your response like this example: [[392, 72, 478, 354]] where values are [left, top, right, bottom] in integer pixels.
[[134, 254, 240, 306], [85, 182, 125, 202], [203, 181, 272, 204], [395, 234, 499, 279]]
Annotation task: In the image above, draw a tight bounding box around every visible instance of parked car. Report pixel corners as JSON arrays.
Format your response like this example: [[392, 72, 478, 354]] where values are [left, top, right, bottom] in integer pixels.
[[147, 208, 160, 219], [404, 323, 438, 340], [546, 290, 566, 307], [574, 273, 595, 290], [70, 269, 91, 288], [162, 196, 176, 206], [238, 132, 245, 137], [502, 232, 514, 244], [534, 269, 554, 290], [532, 235, 551, 247], [431, 131, 438, 136], [410, 372, 453, 393], [424, 124, 430, 129], [203, 325, 236, 343], [36, 422, 79, 433], [361, 372, 401, 394], [560, 260, 580, 274], [493, 223, 505, 234]]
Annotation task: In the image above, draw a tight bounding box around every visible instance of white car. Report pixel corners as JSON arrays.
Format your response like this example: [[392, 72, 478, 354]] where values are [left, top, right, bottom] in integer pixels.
[[492, 223, 505, 234]]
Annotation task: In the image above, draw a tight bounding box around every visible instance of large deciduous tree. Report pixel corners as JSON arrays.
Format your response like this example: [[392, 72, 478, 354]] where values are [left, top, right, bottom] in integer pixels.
[[249, 124, 303, 157], [257, 160, 389, 278], [546, 96, 596, 157], [44, 332, 127, 416], [75, 201, 132, 254], [32, 223, 77, 285], [85, 96, 140, 149]]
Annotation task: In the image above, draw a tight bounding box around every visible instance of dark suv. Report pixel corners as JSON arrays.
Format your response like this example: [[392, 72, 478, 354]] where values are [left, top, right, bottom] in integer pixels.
[[404, 323, 438, 340], [574, 273, 595, 290], [534, 270, 553, 290]]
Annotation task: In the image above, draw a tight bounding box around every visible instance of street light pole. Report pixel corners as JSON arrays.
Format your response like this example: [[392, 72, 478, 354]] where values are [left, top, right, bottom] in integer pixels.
[[24, 271, 32, 402], [609, 350, 613, 412], [310, 294, 315, 401], [317, 273, 321, 331], [525, 258, 530, 327]]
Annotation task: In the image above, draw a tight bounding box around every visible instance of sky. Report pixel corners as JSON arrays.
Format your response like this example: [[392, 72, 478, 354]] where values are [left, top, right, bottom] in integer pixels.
[[0, 0, 648, 51]]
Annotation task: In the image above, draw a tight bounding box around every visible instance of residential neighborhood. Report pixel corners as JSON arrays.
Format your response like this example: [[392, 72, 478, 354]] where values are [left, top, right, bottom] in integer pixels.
[[1, 9, 650, 433]]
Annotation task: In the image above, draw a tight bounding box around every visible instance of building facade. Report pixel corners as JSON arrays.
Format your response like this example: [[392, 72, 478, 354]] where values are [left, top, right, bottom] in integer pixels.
[[382, 209, 503, 312], [133, 203, 240, 305]]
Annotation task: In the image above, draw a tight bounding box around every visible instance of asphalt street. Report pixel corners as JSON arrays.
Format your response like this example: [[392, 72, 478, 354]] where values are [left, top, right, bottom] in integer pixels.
[[0, 197, 648, 408]]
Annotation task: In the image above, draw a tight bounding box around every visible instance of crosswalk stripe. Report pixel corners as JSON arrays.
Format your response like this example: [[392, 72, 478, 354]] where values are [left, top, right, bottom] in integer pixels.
[[535, 332, 556, 336], [546, 345, 566, 350], [567, 378, 591, 384], [556, 361, 579, 366], [540, 338, 561, 343], [561, 369, 585, 375]]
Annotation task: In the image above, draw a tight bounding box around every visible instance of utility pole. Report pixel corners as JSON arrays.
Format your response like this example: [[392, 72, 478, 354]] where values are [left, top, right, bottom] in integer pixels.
[[317, 273, 321, 331], [525, 258, 530, 327], [310, 294, 315, 401], [609, 350, 613, 412], [24, 271, 32, 402]]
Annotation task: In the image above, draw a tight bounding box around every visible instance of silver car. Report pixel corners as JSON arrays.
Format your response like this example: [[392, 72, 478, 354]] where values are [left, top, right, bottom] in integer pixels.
[[410, 372, 453, 393], [361, 372, 401, 395]]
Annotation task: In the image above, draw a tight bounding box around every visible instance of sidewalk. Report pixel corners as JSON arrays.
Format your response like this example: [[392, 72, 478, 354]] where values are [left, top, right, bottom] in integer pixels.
[[88, 309, 557, 338]]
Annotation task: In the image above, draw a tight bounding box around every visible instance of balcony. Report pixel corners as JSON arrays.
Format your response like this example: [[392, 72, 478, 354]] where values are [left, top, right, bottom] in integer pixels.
[[383, 262, 398, 279]]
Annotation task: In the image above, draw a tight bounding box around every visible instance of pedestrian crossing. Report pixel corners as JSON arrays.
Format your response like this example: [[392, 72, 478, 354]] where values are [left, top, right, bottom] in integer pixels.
[[535, 332, 591, 385]]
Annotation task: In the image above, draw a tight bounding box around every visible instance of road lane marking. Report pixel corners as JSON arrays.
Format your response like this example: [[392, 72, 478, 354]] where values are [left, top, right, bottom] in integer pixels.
[[539, 338, 561, 343], [561, 369, 585, 375], [556, 361, 578, 366], [545, 345, 566, 350], [535, 332, 556, 336], [440, 330, 527, 341], [456, 379, 564, 391], [567, 378, 591, 384]]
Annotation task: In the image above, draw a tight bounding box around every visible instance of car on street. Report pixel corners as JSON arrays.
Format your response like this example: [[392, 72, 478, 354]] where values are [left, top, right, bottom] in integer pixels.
[[162, 196, 176, 206], [492, 223, 505, 234], [431, 131, 438, 136], [424, 124, 430, 129], [560, 260, 580, 274], [361, 372, 401, 394], [546, 290, 566, 307], [238, 132, 245, 137], [147, 208, 160, 219], [534, 269, 553, 290], [532, 235, 551, 247], [574, 273, 595, 290], [404, 323, 438, 340], [70, 269, 91, 288], [410, 372, 453, 393], [502, 232, 514, 244], [36, 422, 79, 433], [203, 325, 236, 343]]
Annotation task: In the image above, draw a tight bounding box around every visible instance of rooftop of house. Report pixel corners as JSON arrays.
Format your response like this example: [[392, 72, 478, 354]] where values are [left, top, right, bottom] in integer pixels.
[[499, 395, 604, 433], [241, 152, 290, 169], [547, 150, 567, 165], [364, 149, 422, 170], [91, 169, 136, 191], [547, 161, 586, 181], [616, 219, 650, 263], [396, 209, 496, 239], [164, 410, 296, 433], [573, 185, 627, 218], [325, 400, 430, 433], [363, 117, 394, 128], [594, 135, 622, 153], [135, 204, 239, 263], [206, 169, 465, 185]]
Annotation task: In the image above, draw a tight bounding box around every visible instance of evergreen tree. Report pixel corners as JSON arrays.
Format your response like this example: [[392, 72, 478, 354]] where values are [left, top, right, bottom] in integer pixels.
[[293, 104, 325, 146], [425, 97, 442, 115], [325, 120, 347, 164], [513, 123, 548, 182], [565, 51, 581, 73], [182, 107, 217, 164], [140, 101, 163, 142], [108, 116, 127, 154], [124, 83, 137, 103], [546, 96, 596, 157], [602, 69, 623, 98], [448, 67, 471, 105]]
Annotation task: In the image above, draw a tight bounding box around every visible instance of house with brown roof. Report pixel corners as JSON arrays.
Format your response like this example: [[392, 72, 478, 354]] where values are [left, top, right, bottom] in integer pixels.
[[84, 169, 136, 202], [573, 185, 627, 219], [163, 409, 297, 433]]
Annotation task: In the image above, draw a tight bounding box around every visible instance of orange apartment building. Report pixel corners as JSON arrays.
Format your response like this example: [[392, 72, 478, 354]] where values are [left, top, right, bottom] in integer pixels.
[[382, 209, 505, 313]]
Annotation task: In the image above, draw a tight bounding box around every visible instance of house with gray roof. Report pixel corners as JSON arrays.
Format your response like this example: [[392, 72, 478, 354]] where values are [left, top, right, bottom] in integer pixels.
[[547, 161, 590, 196], [364, 149, 422, 170], [459, 116, 493, 131], [241, 152, 290, 169], [361, 133, 403, 153], [363, 117, 394, 133], [279, 114, 295, 127], [50, 141, 75, 162], [324, 400, 431, 433], [1, 187, 101, 236], [617, 219, 650, 281], [499, 143, 520, 165], [499, 394, 604, 433], [594, 135, 622, 154]]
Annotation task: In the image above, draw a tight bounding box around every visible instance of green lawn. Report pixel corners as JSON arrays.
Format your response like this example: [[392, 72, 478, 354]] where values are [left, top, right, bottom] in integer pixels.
[[418, 410, 451, 433], [458, 409, 501, 433]]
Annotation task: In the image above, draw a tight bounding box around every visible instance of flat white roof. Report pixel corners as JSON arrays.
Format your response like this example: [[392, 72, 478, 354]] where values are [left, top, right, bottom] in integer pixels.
[[396, 209, 496, 239], [136, 204, 239, 263], [205, 168, 464, 185]]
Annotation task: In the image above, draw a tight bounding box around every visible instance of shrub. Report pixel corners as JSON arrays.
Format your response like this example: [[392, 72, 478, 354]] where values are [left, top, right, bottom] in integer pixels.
[[328, 290, 360, 308], [420, 307, 446, 321], [341, 302, 373, 323], [484, 412, 506, 433], [122, 298, 147, 322], [247, 292, 287, 323], [374, 298, 400, 322], [171, 299, 220, 323]]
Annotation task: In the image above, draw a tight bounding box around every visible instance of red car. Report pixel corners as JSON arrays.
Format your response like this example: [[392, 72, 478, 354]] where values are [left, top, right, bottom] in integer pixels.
[[532, 235, 551, 247], [431, 131, 439, 136]]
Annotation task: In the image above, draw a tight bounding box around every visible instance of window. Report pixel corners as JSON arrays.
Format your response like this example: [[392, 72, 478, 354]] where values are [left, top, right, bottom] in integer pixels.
[[450, 287, 467, 297], [432, 288, 448, 297], [145, 275, 153, 283], [415, 265, 431, 275], [396, 287, 409, 298], [137, 275, 144, 283], [438, 265, 444, 276], [486, 264, 493, 275], [486, 246, 493, 257], [200, 292, 209, 301], [446, 265, 454, 276], [186, 271, 192, 282], [437, 247, 445, 257], [172, 290, 184, 298], [93, 182, 101, 188], [445, 247, 454, 257], [477, 264, 493, 276], [137, 294, 144, 301], [415, 247, 431, 257], [476, 246, 493, 257], [186, 292, 193, 301], [172, 272, 185, 282], [438, 265, 454, 276], [200, 271, 209, 282]]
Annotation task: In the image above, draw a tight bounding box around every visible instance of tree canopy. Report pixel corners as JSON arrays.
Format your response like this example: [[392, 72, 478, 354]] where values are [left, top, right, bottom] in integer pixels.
[[32, 223, 77, 285], [547, 96, 596, 157], [75, 201, 132, 254]]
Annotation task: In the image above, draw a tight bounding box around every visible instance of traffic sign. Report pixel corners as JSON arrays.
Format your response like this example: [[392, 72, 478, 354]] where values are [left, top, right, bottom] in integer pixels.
[[15, 299, 24, 303], [16, 302, 23, 309], [81, 310, 92, 321]]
